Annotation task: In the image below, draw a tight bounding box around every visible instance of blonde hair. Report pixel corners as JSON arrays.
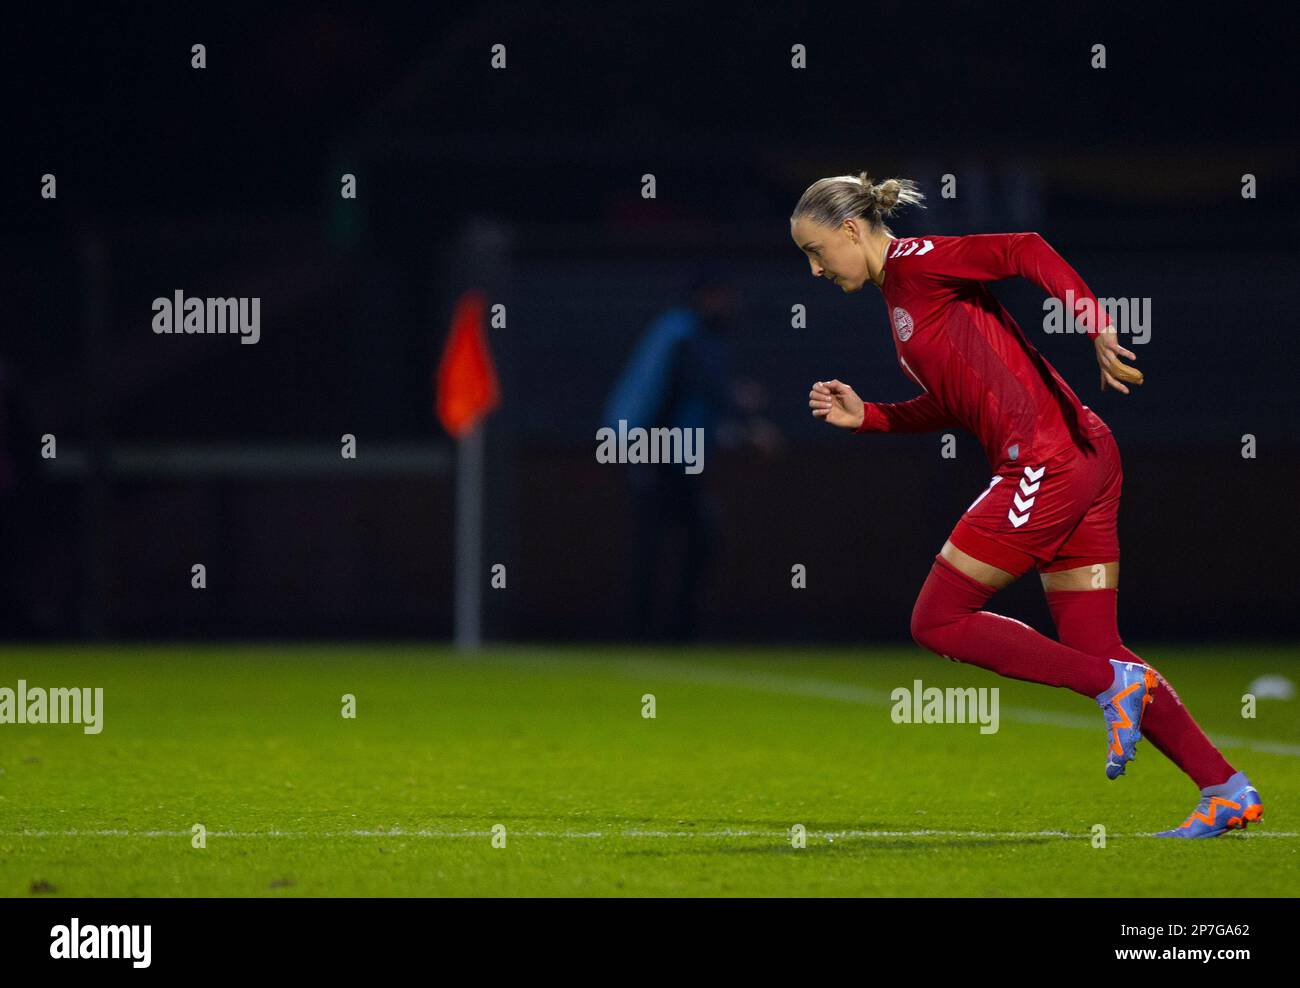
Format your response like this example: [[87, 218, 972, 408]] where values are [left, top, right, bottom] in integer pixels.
[[791, 170, 926, 234]]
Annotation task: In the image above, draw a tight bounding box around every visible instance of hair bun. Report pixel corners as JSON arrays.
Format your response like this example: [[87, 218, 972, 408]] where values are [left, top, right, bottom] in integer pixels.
[[873, 179, 902, 211], [855, 171, 900, 212]]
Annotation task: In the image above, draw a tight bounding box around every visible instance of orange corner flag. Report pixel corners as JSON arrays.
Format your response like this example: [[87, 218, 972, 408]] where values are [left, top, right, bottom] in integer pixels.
[[435, 289, 500, 438]]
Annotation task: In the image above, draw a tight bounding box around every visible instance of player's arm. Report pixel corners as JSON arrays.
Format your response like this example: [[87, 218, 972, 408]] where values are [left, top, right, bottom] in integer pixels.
[[809, 379, 957, 433], [926, 232, 1143, 394]]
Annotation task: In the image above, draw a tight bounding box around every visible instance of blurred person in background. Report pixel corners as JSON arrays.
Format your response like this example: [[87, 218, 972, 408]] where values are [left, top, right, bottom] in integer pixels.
[[604, 272, 778, 641]]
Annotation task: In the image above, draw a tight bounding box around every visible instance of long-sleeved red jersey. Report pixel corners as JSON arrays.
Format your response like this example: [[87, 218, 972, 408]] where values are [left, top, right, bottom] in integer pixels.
[[855, 232, 1112, 469]]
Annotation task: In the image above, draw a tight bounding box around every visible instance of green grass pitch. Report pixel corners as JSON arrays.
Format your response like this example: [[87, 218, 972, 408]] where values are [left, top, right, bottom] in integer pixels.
[[2, 644, 1297, 897]]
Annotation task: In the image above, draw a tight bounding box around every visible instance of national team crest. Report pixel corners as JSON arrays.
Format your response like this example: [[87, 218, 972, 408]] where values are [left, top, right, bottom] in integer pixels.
[[893, 306, 914, 342]]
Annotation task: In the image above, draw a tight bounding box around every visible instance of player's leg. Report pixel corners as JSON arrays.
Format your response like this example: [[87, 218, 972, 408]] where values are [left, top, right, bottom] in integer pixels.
[[1044, 562, 1263, 834], [1039, 434, 1263, 832], [1038, 431, 1239, 781], [908, 537, 1116, 698], [1041, 561, 1233, 788]]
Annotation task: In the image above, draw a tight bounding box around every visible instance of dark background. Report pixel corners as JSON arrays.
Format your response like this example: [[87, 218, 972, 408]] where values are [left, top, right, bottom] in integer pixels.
[[4, 3, 1298, 641]]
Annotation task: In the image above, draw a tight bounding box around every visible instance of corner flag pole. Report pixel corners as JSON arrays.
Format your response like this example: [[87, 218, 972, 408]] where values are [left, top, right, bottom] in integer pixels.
[[453, 421, 485, 650], [435, 286, 500, 652]]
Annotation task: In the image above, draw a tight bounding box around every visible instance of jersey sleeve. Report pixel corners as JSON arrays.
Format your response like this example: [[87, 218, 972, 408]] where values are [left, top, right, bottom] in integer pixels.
[[854, 392, 959, 434], [921, 233, 1112, 335]]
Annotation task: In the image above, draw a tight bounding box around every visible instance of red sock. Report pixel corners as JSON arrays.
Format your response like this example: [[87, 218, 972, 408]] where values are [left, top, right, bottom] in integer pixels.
[[1045, 588, 1235, 789], [911, 556, 1114, 698]]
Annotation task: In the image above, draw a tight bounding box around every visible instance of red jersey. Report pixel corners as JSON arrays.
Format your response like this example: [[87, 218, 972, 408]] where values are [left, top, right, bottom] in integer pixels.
[[855, 232, 1112, 469]]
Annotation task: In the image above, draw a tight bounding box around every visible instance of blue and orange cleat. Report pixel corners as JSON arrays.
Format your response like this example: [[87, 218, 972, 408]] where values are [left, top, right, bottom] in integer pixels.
[[1094, 659, 1158, 779], [1156, 772, 1264, 838]]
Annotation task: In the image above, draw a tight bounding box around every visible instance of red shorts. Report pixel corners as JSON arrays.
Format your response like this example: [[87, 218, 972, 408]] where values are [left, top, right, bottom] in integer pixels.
[[948, 431, 1122, 577]]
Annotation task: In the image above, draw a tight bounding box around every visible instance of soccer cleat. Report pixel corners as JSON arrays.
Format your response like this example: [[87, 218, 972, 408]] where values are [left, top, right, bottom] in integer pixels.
[[1094, 659, 1157, 779], [1156, 772, 1264, 838]]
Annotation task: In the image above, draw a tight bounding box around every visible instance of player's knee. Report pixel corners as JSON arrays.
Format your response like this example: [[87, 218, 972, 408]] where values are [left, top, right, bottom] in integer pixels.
[[909, 606, 928, 650], [910, 598, 946, 654], [910, 560, 982, 657]]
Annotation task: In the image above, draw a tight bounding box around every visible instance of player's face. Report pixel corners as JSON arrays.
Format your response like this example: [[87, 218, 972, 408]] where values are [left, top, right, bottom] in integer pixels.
[[791, 216, 869, 293]]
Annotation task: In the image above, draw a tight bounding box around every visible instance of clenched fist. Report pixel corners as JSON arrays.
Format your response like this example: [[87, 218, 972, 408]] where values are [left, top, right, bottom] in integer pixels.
[[808, 379, 865, 430]]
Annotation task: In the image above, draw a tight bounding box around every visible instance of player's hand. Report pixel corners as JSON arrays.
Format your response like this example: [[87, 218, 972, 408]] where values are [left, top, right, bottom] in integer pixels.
[[1094, 327, 1143, 394], [809, 379, 865, 430]]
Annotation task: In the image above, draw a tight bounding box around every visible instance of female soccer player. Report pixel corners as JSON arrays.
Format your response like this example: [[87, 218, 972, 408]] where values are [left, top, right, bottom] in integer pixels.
[[791, 171, 1263, 838]]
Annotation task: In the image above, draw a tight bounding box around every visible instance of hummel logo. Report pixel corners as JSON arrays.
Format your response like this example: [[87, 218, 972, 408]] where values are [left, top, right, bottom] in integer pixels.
[[889, 238, 935, 258], [1007, 465, 1045, 528]]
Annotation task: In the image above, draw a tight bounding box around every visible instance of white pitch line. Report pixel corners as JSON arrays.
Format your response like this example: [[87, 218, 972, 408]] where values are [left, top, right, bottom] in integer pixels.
[[2, 828, 1294, 840], [615, 660, 1300, 758]]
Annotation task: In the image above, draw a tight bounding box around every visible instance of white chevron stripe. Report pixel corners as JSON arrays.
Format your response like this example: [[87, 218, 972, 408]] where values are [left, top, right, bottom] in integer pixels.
[[1024, 465, 1045, 482], [1013, 493, 1035, 512], [1020, 478, 1040, 496], [915, 239, 934, 255], [1008, 510, 1030, 528]]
